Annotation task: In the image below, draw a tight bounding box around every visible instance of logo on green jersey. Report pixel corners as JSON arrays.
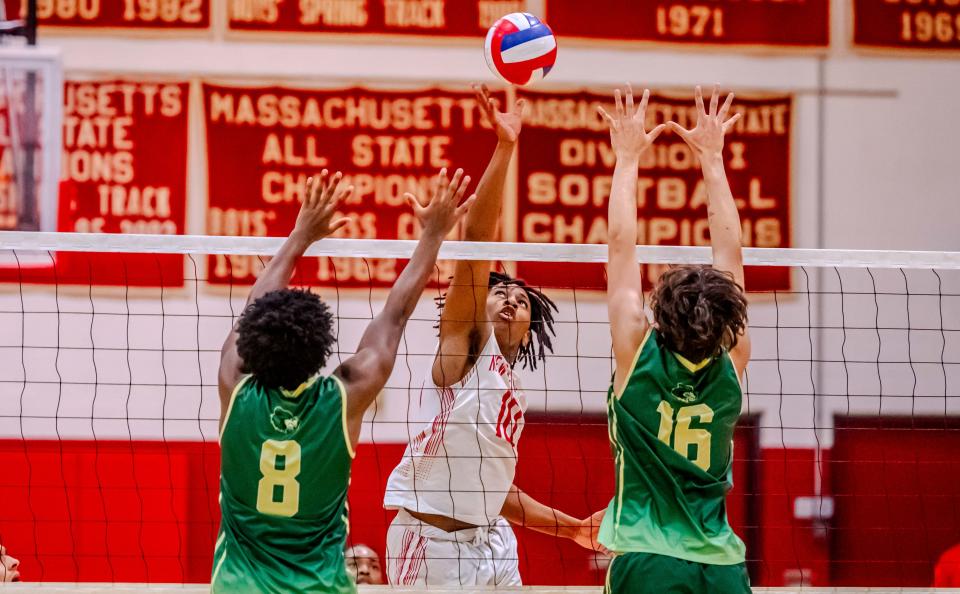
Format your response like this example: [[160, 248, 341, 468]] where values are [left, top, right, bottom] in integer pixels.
[[671, 383, 698, 403], [270, 406, 300, 434]]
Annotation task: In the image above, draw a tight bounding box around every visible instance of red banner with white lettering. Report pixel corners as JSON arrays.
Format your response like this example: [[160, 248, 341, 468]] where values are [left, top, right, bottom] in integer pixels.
[[3, 0, 210, 29], [514, 89, 792, 292], [202, 84, 501, 287], [0, 80, 190, 286], [545, 0, 828, 47], [853, 0, 960, 50], [228, 0, 525, 36]]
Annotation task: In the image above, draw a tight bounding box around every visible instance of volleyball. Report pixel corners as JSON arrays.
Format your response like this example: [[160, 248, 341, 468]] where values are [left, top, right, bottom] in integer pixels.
[[484, 12, 557, 86]]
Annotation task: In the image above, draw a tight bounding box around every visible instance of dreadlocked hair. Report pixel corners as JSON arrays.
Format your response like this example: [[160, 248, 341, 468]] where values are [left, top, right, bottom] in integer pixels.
[[434, 271, 558, 371], [488, 271, 558, 370], [650, 265, 748, 363], [235, 288, 336, 390]]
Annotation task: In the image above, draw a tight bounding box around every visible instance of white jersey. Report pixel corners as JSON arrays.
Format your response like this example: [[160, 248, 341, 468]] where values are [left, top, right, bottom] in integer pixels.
[[384, 333, 525, 526]]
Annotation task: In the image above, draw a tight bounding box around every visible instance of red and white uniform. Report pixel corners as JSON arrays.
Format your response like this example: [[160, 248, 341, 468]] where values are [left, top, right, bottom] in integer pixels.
[[384, 333, 525, 585]]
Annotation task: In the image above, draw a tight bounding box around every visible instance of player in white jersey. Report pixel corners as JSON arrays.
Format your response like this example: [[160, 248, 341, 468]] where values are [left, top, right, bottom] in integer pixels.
[[384, 85, 598, 586]]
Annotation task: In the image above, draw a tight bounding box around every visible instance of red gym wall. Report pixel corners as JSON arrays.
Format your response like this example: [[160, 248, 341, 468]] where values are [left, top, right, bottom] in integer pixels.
[[2, 415, 960, 586]]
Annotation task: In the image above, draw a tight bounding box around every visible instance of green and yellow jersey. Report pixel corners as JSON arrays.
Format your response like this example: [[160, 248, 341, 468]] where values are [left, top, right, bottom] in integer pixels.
[[598, 328, 746, 565], [213, 374, 356, 594]]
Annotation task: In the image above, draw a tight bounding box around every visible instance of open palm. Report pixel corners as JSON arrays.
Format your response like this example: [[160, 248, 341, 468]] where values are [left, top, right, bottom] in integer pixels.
[[474, 83, 525, 143], [668, 85, 741, 157]]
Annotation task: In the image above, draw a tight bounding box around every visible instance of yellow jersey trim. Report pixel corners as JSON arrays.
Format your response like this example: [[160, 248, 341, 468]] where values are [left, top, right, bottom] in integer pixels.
[[333, 375, 356, 459], [613, 327, 653, 399], [220, 374, 252, 442], [211, 538, 228, 587], [673, 351, 713, 373], [280, 374, 319, 399]]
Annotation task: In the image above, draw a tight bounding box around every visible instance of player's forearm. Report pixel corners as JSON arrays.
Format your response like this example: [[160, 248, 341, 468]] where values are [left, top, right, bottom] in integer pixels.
[[700, 153, 743, 260], [463, 141, 514, 241], [501, 486, 579, 541], [246, 231, 311, 305], [607, 156, 640, 252]]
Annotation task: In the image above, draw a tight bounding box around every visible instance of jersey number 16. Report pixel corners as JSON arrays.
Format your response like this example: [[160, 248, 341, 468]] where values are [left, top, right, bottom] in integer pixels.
[[656, 402, 714, 471]]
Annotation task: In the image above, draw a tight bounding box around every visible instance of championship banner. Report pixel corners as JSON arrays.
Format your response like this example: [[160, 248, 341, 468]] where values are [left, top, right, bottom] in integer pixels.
[[515, 89, 792, 292], [2, 80, 191, 287], [228, 0, 525, 36], [853, 0, 960, 50], [3, 0, 210, 29], [545, 0, 828, 48], [202, 83, 501, 287]]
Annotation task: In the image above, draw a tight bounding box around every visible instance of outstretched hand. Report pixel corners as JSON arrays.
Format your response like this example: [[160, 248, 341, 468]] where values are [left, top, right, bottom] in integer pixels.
[[597, 84, 666, 162], [405, 167, 476, 238], [668, 85, 741, 158], [293, 170, 353, 243], [474, 83, 525, 143]]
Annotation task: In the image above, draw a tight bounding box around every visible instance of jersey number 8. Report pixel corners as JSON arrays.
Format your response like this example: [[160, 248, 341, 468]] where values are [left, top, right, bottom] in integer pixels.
[[656, 402, 714, 471], [256, 439, 301, 517]]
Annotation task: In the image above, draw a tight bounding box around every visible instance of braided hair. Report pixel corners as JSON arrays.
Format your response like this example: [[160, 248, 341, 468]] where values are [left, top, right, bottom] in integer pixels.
[[435, 271, 558, 370]]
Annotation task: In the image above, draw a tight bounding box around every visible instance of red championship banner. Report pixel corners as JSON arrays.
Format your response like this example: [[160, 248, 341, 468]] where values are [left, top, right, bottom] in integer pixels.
[[545, 0, 828, 47], [3, 0, 210, 29], [202, 84, 501, 287], [515, 89, 792, 292], [228, 0, 525, 36], [854, 0, 960, 50], [1, 80, 190, 287]]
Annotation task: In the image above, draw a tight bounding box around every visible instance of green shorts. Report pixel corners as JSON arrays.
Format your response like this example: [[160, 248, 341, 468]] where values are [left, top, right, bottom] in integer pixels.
[[604, 551, 751, 594]]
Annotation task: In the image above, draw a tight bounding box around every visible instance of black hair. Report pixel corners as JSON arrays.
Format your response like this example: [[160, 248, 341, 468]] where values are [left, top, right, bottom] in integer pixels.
[[487, 272, 558, 370], [235, 288, 336, 390], [435, 271, 558, 371], [650, 265, 748, 362]]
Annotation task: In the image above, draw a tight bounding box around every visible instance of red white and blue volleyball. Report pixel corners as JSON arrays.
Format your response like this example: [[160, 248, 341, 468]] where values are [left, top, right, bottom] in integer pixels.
[[484, 13, 558, 86]]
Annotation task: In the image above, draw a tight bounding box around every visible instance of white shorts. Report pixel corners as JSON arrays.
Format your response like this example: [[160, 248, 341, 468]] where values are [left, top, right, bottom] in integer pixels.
[[386, 509, 522, 586]]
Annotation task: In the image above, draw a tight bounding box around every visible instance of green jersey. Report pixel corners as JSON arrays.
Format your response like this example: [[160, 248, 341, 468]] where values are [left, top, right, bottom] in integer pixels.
[[598, 328, 746, 565], [212, 374, 356, 594]]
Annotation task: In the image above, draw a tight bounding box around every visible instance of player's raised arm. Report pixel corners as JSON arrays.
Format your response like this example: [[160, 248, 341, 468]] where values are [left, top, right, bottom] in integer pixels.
[[432, 84, 523, 387], [668, 85, 751, 375], [218, 171, 352, 426], [335, 169, 476, 447], [597, 85, 665, 390]]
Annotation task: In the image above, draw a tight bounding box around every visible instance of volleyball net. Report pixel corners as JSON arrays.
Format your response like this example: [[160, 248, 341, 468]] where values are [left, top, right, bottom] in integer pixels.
[[0, 232, 958, 589]]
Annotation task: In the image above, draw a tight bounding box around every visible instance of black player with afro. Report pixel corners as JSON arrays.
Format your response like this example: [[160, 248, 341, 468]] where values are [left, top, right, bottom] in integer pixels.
[[235, 288, 336, 391]]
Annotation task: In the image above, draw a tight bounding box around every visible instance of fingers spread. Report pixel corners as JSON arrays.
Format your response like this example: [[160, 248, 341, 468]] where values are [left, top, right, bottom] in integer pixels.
[[709, 84, 720, 116], [597, 105, 615, 126], [404, 193, 426, 219], [330, 217, 351, 233], [433, 167, 448, 198], [304, 176, 316, 208], [453, 174, 472, 202], [722, 111, 742, 133], [323, 171, 343, 202], [447, 168, 464, 194], [666, 120, 689, 136], [637, 88, 650, 118], [694, 86, 705, 120], [719, 92, 735, 120], [625, 83, 634, 114], [328, 185, 353, 212], [455, 194, 477, 217], [648, 123, 667, 143], [614, 88, 624, 117]]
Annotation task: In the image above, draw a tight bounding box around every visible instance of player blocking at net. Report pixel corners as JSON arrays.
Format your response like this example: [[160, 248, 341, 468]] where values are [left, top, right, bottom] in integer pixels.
[[593, 85, 752, 593], [212, 167, 476, 593], [383, 84, 598, 586]]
